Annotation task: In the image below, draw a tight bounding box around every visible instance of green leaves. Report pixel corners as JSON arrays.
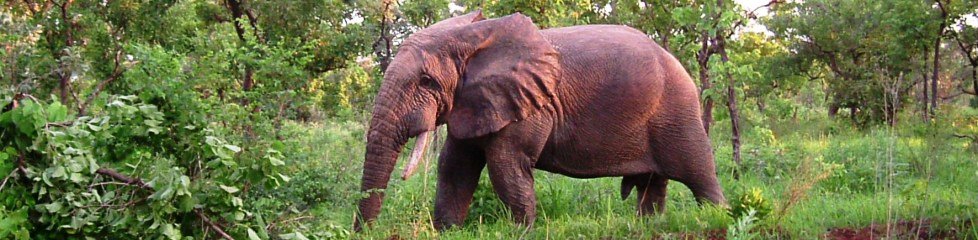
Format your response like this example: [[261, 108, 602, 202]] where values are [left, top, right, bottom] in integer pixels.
[[0, 95, 295, 238], [0, 207, 30, 240], [728, 187, 772, 221], [6, 101, 42, 136], [220, 185, 241, 194], [160, 223, 182, 240], [0, 0, 345, 237], [279, 232, 310, 240], [671, 7, 700, 26]]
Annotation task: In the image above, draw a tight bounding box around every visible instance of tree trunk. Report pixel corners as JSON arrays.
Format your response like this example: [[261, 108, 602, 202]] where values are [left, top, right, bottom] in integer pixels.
[[698, 31, 714, 135], [972, 65, 977, 97], [931, 38, 941, 116], [226, 0, 253, 103], [756, 98, 766, 112], [849, 106, 857, 122], [715, 6, 741, 178], [225, 0, 262, 107], [660, 32, 671, 52], [922, 70, 930, 121], [828, 102, 839, 118], [59, 72, 70, 105], [373, 0, 395, 72], [57, 0, 74, 105], [721, 61, 741, 178], [931, 0, 947, 116], [240, 67, 254, 110]]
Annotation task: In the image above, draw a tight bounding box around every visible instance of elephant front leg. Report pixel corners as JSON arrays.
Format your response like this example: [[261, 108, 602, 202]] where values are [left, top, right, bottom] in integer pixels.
[[434, 139, 486, 230], [487, 156, 537, 226], [482, 116, 552, 227]]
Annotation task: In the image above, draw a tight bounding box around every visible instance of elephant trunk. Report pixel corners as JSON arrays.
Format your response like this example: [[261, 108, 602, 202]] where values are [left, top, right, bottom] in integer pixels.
[[355, 105, 409, 231]]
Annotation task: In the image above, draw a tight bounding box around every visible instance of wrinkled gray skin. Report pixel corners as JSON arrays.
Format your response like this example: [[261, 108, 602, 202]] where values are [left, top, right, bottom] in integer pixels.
[[355, 11, 727, 231]]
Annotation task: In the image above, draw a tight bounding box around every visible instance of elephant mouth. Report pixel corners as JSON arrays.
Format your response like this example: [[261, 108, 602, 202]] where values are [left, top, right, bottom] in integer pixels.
[[401, 130, 433, 180]]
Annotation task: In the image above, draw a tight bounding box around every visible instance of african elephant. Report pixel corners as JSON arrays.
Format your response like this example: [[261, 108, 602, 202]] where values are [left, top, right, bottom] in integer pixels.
[[355, 11, 727, 231]]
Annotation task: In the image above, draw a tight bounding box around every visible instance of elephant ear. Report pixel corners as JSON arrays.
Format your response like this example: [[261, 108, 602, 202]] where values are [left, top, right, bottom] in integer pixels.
[[426, 11, 485, 31], [447, 14, 560, 139]]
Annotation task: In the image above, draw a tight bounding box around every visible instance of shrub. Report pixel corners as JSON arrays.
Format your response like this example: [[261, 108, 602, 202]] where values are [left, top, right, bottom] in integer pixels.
[[728, 187, 772, 221]]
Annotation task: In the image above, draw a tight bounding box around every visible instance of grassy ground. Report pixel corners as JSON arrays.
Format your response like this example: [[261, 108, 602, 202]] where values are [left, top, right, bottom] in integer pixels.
[[270, 111, 978, 239]]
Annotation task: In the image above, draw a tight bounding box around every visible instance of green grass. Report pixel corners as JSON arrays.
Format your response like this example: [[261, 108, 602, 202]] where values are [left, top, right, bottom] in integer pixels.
[[271, 111, 978, 239]]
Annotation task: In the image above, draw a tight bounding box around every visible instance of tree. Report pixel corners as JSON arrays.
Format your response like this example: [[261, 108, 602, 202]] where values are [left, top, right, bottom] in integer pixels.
[[0, 0, 378, 238], [766, 0, 940, 124], [402, 0, 451, 28], [455, 0, 599, 27], [673, 0, 772, 176], [950, 7, 978, 104], [600, 0, 696, 51]]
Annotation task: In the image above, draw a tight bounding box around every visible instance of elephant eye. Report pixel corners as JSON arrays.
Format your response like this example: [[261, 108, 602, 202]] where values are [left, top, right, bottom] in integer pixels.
[[419, 73, 440, 90]]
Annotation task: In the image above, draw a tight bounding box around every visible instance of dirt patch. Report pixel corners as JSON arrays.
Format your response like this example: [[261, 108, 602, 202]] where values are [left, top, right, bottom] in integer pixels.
[[665, 229, 726, 240], [660, 219, 972, 240], [824, 220, 970, 240]]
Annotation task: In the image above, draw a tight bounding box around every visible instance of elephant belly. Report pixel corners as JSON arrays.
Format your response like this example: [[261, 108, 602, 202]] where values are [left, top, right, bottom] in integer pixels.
[[535, 126, 656, 178]]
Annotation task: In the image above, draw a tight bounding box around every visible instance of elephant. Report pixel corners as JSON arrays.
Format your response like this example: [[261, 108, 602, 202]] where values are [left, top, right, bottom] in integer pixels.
[[355, 11, 727, 231]]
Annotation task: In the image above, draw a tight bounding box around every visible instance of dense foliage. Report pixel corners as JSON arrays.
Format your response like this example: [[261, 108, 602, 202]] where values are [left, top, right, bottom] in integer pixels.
[[2, 0, 977, 239]]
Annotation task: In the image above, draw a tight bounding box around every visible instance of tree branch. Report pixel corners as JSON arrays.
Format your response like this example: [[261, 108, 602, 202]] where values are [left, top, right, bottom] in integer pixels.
[[961, 85, 977, 95], [94, 168, 235, 240], [56, 0, 76, 105], [79, 50, 125, 116], [195, 209, 236, 240], [952, 134, 977, 141], [724, 0, 783, 39], [224, 0, 258, 43], [943, 90, 965, 100], [373, 0, 395, 71], [21, 0, 38, 15], [243, 5, 263, 43], [0, 169, 17, 194], [95, 168, 149, 189]]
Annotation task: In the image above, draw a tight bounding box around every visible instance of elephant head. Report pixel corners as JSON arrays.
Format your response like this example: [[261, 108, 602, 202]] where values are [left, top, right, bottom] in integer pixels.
[[355, 11, 560, 230]]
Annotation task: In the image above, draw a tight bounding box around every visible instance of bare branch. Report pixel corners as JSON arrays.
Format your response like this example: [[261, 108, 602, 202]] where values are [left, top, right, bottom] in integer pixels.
[[0, 169, 18, 193], [95, 168, 149, 189], [952, 134, 977, 141], [196, 209, 236, 240], [961, 86, 977, 95], [44, 121, 74, 127], [725, 0, 783, 39], [79, 50, 126, 116]]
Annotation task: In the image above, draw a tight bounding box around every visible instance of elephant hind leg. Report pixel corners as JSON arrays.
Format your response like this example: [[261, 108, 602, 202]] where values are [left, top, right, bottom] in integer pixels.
[[623, 174, 669, 215], [649, 118, 727, 207]]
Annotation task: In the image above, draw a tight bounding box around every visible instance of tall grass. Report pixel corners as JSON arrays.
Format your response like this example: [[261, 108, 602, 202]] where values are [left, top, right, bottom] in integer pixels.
[[272, 107, 978, 239]]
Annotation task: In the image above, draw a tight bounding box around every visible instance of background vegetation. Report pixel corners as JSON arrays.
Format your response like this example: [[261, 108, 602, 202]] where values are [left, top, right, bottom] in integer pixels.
[[1, 0, 977, 239]]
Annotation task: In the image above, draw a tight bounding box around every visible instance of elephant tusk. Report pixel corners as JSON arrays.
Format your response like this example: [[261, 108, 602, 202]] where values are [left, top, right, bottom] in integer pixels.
[[401, 130, 432, 180]]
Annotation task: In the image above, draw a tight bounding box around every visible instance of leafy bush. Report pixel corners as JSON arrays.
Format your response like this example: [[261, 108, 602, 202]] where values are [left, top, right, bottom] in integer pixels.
[[728, 187, 772, 221], [727, 208, 761, 240], [0, 94, 298, 238]]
